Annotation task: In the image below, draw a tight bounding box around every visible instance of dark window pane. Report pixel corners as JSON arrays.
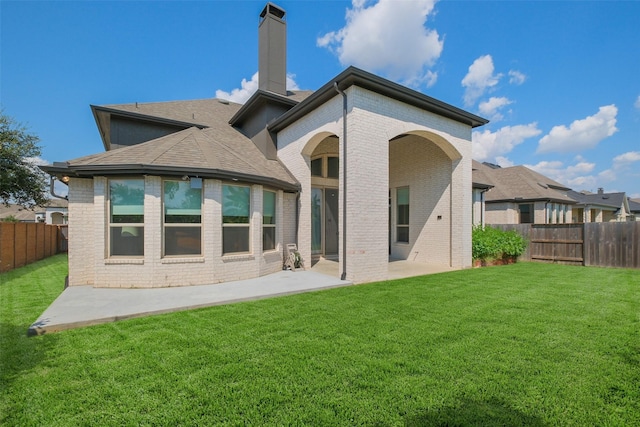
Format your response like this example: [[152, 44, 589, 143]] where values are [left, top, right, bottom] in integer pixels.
[[110, 227, 144, 256], [397, 226, 409, 243], [397, 205, 409, 225], [165, 227, 201, 256], [519, 204, 533, 224], [263, 227, 276, 251], [311, 158, 323, 177], [327, 157, 339, 178], [223, 227, 250, 253]]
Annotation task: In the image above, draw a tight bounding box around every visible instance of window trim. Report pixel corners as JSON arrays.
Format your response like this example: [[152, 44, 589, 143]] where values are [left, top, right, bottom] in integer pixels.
[[396, 187, 409, 243], [262, 189, 277, 252], [222, 183, 251, 255], [162, 179, 203, 257], [107, 178, 145, 258]]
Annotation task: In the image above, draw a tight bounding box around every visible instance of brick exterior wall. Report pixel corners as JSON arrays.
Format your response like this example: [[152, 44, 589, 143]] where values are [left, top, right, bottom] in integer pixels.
[[67, 176, 286, 288], [277, 86, 474, 283]]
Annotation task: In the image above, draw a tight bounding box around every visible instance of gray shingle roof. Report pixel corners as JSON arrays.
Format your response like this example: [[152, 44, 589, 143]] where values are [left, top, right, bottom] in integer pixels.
[[64, 126, 299, 191], [472, 160, 494, 188], [478, 163, 575, 203], [566, 190, 628, 210]]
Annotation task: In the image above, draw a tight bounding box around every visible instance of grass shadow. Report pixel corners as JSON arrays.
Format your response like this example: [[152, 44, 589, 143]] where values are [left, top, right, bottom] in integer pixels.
[[0, 322, 58, 390], [405, 398, 547, 427]]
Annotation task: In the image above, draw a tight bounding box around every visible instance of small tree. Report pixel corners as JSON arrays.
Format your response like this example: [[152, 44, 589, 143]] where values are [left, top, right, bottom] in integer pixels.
[[0, 111, 48, 208]]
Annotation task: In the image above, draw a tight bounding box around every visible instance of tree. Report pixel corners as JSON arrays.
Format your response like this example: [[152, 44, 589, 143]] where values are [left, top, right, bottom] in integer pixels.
[[0, 111, 48, 208]]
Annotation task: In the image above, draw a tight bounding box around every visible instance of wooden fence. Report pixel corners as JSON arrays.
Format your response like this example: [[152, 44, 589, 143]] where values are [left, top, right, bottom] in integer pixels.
[[0, 223, 68, 273], [494, 222, 640, 269]]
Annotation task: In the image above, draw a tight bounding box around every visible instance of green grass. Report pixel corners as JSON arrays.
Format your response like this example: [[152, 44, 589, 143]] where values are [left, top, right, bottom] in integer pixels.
[[2, 255, 639, 426]]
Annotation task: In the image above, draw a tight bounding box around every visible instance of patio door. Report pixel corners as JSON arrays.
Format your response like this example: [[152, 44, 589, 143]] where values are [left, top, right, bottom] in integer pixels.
[[311, 187, 339, 257]]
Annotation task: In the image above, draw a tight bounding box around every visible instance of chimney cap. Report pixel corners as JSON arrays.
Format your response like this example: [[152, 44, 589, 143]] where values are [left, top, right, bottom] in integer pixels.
[[260, 3, 285, 20]]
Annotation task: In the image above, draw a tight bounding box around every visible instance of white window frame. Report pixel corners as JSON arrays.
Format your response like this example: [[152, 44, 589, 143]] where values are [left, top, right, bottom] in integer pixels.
[[108, 178, 145, 257], [162, 179, 203, 257], [222, 184, 251, 254]]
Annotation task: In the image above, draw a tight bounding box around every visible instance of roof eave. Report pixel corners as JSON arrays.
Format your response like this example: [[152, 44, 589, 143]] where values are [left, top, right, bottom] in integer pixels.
[[228, 90, 298, 127], [43, 163, 300, 192], [269, 66, 489, 133]]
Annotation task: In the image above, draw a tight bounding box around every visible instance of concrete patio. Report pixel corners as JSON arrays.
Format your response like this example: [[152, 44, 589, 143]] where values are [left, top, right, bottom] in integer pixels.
[[28, 259, 455, 336]]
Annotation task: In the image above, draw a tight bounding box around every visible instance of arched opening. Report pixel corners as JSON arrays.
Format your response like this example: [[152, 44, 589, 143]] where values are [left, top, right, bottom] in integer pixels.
[[51, 211, 65, 225], [308, 135, 340, 261], [388, 132, 456, 265]]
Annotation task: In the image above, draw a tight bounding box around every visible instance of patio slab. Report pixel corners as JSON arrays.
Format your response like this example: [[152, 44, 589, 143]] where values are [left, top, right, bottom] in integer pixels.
[[28, 270, 351, 336]]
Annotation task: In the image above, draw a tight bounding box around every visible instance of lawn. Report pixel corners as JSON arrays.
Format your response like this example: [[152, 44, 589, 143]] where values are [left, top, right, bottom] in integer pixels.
[[1, 255, 639, 426]]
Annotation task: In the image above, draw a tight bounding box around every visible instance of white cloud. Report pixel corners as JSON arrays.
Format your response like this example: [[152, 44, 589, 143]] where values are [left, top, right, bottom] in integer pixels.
[[635, 95, 640, 109], [461, 55, 502, 107], [537, 105, 618, 154], [215, 72, 300, 104], [613, 151, 640, 168], [472, 123, 541, 162], [495, 156, 514, 167], [317, 0, 443, 87], [508, 70, 526, 85], [478, 96, 512, 121]]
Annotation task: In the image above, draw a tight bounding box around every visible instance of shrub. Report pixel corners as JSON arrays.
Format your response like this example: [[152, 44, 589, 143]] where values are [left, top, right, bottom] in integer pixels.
[[472, 225, 527, 261]]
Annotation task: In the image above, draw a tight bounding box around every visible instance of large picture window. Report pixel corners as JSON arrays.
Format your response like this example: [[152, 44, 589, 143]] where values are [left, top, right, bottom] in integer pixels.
[[396, 187, 409, 243], [263, 190, 276, 251], [109, 179, 144, 256], [164, 180, 202, 256], [223, 184, 250, 254]]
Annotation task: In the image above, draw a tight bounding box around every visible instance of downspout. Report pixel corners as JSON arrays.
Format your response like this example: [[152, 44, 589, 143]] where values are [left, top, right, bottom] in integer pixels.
[[48, 176, 68, 201], [334, 82, 347, 281]]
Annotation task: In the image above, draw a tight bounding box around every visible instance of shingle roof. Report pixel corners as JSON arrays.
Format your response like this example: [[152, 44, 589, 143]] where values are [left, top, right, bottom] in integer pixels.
[[472, 160, 494, 189], [479, 164, 575, 203], [62, 126, 299, 191], [567, 190, 628, 210], [0, 204, 36, 221], [629, 198, 640, 213]]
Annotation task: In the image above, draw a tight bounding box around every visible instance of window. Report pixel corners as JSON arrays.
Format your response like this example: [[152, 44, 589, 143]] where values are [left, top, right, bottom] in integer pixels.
[[163, 180, 202, 256], [327, 156, 339, 179], [519, 203, 533, 224], [263, 190, 276, 251], [311, 158, 323, 177], [310, 155, 339, 179], [396, 187, 409, 243], [223, 184, 250, 254], [109, 179, 144, 256]]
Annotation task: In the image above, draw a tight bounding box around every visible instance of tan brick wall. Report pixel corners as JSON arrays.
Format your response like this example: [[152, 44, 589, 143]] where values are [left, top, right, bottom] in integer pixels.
[[277, 86, 474, 282], [67, 178, 95, 286]]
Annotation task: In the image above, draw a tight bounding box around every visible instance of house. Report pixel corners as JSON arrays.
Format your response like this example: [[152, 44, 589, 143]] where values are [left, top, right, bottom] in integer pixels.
[[35, 199, 69, 224], [567, 189, 634, 222], [471, 160, 494, 226], [472, 162, 576, 225], [0, 204, 37, 222], [41, 3, 487, 288], [629, 198, 640, 221], [0, 200, 68, 224]]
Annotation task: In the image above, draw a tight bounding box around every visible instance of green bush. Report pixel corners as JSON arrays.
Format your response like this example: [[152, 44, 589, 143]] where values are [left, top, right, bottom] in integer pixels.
[[472, 225, 527, 261]]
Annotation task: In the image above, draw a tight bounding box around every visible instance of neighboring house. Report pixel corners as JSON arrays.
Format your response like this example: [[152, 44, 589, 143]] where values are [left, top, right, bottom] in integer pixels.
[[472, 162, 575, 225], [629, 198, 640, 221], [0, 204, 37, 222], [471, 160, 494, 226], [35, 199, 69, 224], [567, 189, 634, 222], [42, 3, 488, 288]]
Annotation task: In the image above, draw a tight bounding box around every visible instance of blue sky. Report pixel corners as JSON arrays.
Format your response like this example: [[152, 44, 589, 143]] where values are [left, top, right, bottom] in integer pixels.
[[2, 0, 639, 197]]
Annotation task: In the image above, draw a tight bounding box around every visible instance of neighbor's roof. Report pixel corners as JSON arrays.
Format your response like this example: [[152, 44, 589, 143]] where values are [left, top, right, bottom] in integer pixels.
[[44, 126, 300, 192], [472, 160, 495, 189], [566, 190, 628, 210], [0, 204, 36, 222], [480, 164, 575, 203], [629, 198, 640, 213]]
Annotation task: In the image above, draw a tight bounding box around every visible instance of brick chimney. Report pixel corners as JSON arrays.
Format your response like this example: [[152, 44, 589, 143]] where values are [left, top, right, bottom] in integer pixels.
[[259, 3, 287, 96]]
